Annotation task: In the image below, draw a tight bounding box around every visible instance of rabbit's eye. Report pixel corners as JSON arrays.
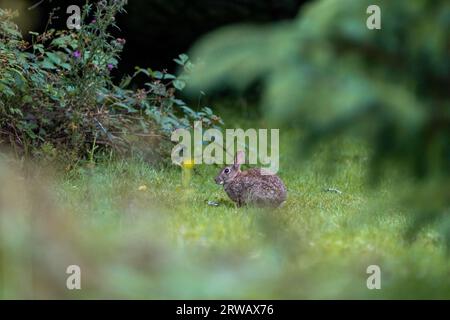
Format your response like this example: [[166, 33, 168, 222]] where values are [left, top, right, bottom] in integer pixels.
[[224, 168, 230, 174]]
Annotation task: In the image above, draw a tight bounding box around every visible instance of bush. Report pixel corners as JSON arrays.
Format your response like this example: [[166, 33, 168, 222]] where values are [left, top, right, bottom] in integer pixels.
[[0, 1, 221, 164]]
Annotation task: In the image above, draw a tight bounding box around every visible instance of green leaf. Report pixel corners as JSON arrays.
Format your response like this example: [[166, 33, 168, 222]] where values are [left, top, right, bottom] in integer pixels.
[[33, 44, 44, 54], [41, 60, 56, 70], [45, 52, 62, 65], [112, 102, 137, 113], [174, 53, 189, 66], [173, 79, 186, 91]]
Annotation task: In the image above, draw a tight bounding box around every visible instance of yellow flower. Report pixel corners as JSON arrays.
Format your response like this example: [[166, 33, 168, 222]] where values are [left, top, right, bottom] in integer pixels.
[[182, 159, 195, 169], [138, 185, 148, 191]]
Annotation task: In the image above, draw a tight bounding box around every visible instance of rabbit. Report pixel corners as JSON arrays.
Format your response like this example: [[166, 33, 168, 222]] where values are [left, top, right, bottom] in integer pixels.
[[214, 151, 287, 208]]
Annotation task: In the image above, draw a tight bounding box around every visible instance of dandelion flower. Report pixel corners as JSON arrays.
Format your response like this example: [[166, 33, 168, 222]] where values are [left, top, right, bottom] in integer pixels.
[[182, 159, 194, 169]]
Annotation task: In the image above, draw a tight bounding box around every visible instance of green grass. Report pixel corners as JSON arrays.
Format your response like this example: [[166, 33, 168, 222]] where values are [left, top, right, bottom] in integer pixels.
[[1, 111, 449, 299]]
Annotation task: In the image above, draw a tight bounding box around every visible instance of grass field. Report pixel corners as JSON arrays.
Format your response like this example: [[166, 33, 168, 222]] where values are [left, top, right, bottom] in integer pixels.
[[1, 110, 449, 299]]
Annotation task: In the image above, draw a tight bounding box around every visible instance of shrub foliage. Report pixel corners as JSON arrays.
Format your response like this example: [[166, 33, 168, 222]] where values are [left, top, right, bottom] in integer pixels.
[[0, 1, 221, 162]]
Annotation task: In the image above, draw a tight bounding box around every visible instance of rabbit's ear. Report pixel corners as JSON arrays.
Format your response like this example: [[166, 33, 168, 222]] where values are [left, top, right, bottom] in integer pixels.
[[233, 151, 245, 169]]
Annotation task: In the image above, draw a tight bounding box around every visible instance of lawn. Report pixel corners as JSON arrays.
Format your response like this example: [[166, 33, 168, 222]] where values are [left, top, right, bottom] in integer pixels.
[[1, 109, 449, 299]]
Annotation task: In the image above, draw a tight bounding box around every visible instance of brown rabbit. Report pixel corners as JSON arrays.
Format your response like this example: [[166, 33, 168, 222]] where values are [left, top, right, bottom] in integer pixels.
[[215, 151, 287, 207]]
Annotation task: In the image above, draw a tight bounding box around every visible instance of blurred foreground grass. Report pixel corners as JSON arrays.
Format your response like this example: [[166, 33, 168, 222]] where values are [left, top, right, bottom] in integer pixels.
[[1, 111, 449, 299]]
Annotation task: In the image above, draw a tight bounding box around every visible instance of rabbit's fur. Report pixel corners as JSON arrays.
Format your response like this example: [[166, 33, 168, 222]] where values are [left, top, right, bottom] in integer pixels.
[[215, 151, 287, 207]]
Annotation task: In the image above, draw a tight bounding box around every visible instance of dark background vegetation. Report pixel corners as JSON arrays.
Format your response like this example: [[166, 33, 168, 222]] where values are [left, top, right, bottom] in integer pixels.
[[30, 0, 309, 74]]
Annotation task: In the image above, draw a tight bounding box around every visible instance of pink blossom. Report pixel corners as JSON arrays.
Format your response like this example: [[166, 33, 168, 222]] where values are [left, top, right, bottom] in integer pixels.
[[73, 50, 81, 59]]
